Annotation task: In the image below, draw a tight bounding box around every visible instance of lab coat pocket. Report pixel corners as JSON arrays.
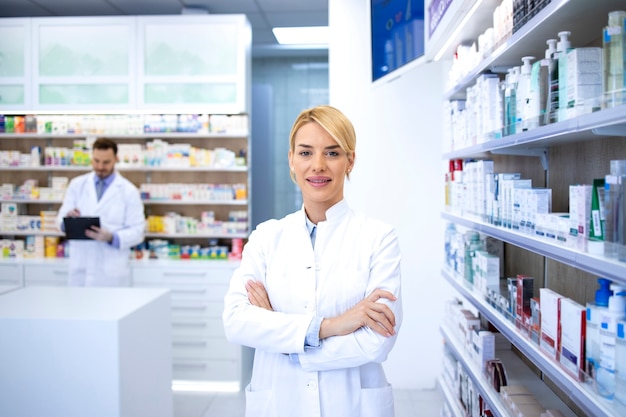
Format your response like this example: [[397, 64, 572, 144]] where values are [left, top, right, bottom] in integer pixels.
[[360, 383, 394, 417], [244, 383, 273, 417]]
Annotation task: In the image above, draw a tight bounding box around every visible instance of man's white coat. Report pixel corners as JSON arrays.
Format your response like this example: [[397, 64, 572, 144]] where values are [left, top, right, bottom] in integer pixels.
[[56, 171, 144, 286]]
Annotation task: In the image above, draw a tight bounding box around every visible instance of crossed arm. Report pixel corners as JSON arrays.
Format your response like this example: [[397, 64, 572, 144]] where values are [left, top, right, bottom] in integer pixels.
[[245, 280, 397, 339]]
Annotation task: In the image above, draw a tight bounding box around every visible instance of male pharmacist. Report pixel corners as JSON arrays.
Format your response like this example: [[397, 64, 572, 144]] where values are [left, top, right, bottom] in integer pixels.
[[56, 138, 145, 286]]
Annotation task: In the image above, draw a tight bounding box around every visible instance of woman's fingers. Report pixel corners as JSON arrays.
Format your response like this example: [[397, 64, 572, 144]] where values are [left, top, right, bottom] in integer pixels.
[[366, 288, 397, 303], [245, 280, 273, 310]]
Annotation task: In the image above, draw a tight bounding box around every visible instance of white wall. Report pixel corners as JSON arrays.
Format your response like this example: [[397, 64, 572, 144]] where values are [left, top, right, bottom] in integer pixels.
[[329, 0, 455, 389]]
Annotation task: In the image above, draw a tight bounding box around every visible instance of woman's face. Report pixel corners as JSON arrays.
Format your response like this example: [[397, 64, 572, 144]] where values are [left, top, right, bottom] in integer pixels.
[[288, 121, 354, 212]]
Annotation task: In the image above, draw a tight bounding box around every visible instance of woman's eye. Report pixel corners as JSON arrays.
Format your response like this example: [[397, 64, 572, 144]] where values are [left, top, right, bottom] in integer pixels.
[[299, 151, 311, 157], [326, 151, 340, 157]]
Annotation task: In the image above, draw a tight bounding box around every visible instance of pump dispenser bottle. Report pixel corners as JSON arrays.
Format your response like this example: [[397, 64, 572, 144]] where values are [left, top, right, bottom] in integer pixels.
[[517, 56, 536, 131], [586, 278, 613, 384], [540, 39, 557, 125], [596, 284, 626, 399], [557, 31, 572, 121], [548, 31, 571, 123]]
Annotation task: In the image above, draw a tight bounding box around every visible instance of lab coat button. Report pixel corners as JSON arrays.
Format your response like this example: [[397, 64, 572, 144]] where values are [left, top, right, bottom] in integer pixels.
[[306, 381, 317, 390], [315, 263, 321, 271]]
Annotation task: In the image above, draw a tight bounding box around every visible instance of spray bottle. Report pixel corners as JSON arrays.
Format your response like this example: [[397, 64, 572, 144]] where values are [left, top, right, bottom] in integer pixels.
[[586, 278, 613, 385], [596, 284, 626, 399]]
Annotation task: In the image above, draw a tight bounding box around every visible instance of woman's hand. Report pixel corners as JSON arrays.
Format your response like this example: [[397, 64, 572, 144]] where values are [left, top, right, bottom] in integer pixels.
[[246, 280, 273, 311], [320, 289, 397, 339]]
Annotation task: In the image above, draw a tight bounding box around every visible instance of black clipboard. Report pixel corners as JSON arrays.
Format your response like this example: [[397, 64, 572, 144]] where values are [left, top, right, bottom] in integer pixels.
[[63, 217, 101, 240]]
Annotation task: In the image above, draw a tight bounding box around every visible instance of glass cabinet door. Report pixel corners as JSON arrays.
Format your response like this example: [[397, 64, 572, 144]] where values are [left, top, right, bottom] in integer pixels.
[[32, 17, 136, 110], [138, 15, 251, 114], [0, 18, 31, 110]]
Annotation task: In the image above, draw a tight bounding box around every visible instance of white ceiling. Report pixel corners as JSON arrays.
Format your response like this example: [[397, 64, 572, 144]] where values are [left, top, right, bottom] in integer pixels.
[[0, 0, 329, 56]]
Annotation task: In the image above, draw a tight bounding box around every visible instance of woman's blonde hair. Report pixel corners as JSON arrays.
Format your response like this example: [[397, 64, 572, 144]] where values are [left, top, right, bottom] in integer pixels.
[[288, 105, 356, 182]]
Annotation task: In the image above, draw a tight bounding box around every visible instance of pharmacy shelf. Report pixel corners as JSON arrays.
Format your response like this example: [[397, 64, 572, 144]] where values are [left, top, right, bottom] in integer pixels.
[[0, 230, 64, 237], [441, 322, 577, 417], [0, 166, 247, 172], [142, 199, 247, 206], [441, 211, 626, 285], [144, 232, 247, 239], [0, 132, 248, 140], [437, 375, 465, 417], [0, 199, 63, 204], [442, 104, 626, 161], [442, 268, 620, 417], [443, 0, 620, 101]]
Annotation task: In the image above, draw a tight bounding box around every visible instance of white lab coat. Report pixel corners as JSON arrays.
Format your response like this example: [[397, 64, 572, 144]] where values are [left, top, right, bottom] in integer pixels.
[[56, 171, 145, 286], [223, 200, 402, 417]]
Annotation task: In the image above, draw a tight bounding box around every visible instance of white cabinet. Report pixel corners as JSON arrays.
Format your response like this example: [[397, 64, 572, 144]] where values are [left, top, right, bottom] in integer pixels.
[[433, 0, 626, 416], [137, 15, 250, 114], [131, 260, 241, 385], [23, 260, 69, 286], [0, 260, 23, 288], [0, 14, 251, 112], [31, 17, 136, 110], [0, 18, 31, 111]]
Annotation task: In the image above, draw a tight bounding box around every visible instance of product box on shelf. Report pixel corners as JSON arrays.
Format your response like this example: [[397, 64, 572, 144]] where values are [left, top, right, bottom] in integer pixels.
[[516, 275, 534, 335], [558, 297, 586, 381], [569, 184, 592, 251], [530, 297, 541, 345], [540, 288, 562, 360]]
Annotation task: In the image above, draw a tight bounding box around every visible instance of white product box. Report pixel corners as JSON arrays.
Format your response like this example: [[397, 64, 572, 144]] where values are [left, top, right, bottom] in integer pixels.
[[568, 184, 592, 251], [471, 329, 496, 372], [526, 188, 552, 235], [506, 179, 532, 229], [474, 250, 500, 297], [558, 297, 586, 380], [1, 202, 18, 217], [540, 288, 563, 359], [566, 47, 602, 116]]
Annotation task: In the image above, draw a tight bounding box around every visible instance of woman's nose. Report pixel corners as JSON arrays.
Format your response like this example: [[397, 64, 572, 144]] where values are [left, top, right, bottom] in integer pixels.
[[312, 154, 325, 171]]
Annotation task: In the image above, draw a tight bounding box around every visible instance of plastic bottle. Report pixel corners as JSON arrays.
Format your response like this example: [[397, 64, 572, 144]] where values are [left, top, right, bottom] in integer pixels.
[[596, 285, 626, 399], [504, 67, 519, 135], [548, 31, 571, 123], [444, 222, 457, 269], [540, 39, 557, 126], [615, 320, 626, 410], [556, 31, 572, 122], [586, 278, 613, 384], [604, 160, 626, 258], [517, 56, 535, 131], [463, 230, 483, 286], [603, 11, 626, 108]]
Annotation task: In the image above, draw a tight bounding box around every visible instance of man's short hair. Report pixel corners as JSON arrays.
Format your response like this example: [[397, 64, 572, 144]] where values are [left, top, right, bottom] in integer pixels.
[[92, 138, 118, 155]]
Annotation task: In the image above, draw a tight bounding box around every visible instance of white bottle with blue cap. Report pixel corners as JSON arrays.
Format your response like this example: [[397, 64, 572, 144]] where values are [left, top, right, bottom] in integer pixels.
[[615, 318, 626, 409], [586, 278, 612, 384], [596, 284, 626, 399]]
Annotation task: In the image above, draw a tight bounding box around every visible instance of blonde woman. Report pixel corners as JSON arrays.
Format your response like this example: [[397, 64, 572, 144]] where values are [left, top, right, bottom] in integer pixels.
[[223, 105, 402, 417]]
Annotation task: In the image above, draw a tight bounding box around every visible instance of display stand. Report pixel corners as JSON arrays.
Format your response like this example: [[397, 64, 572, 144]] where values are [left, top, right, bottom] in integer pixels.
[[0, 286, 172, 417]]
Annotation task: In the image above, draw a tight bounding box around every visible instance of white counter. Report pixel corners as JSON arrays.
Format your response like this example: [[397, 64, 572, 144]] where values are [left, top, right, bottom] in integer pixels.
[[0, 286, 173, 417]]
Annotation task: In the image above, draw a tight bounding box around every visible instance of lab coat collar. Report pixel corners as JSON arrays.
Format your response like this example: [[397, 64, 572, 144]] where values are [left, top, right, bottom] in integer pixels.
[[300, 199, 350, 226]]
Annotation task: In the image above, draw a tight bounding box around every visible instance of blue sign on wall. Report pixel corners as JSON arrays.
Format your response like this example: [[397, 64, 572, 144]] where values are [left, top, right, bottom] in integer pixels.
[[371, 0, 425, 82]]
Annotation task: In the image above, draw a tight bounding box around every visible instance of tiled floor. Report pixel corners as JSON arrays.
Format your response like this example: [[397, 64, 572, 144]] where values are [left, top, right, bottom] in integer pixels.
[[174, 388, 444, 417]]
